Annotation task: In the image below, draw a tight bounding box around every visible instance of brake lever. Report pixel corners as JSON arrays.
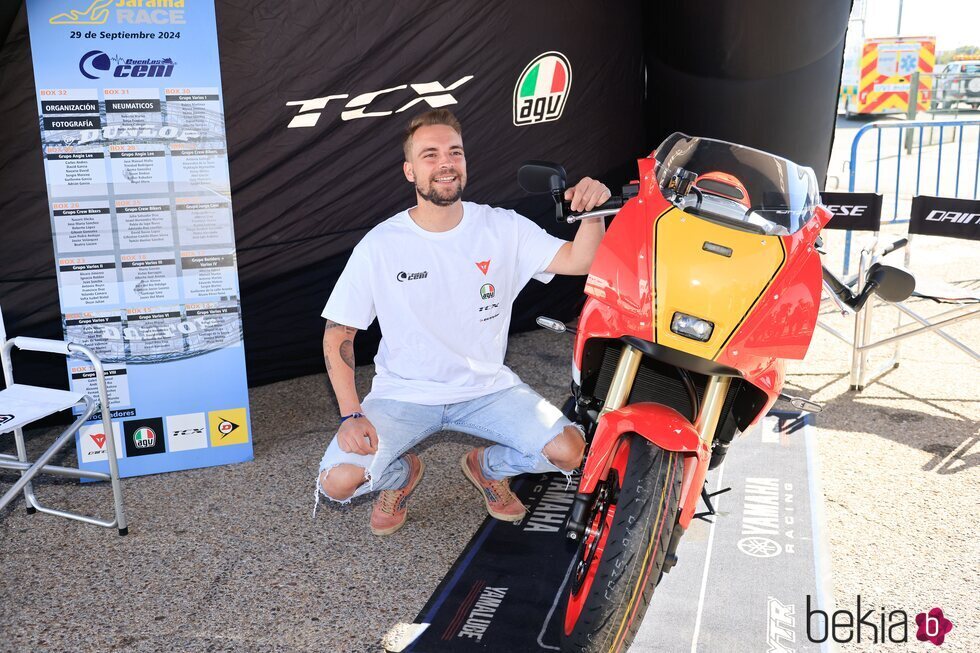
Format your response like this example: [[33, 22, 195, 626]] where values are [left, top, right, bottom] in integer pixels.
[[558, 197, 625, 223]]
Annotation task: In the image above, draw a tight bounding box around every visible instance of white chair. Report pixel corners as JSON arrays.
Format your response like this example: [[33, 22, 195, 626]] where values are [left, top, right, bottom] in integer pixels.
[[817, 193, 902, 376], [0, 306, 127, 535], [849, 195, 979, 390]]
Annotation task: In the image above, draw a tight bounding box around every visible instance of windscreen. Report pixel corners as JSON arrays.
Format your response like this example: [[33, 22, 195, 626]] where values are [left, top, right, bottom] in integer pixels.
[[653, 132, 820, 235]]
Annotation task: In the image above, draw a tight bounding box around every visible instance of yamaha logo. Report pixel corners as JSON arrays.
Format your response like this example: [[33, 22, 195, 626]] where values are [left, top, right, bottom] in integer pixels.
[[133, 426, 156, 448], [513, 52, 572, 126]]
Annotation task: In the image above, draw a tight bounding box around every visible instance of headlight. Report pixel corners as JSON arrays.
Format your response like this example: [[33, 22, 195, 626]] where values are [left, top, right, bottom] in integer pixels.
[[671, 312, 714, 342]]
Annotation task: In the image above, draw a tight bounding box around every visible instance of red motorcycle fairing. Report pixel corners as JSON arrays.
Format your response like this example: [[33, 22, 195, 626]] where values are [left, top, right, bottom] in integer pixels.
[[579, 403, 708, 529]]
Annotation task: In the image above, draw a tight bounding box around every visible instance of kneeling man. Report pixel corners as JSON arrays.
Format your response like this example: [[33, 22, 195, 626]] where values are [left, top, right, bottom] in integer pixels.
[[316, 109, 609, 535]]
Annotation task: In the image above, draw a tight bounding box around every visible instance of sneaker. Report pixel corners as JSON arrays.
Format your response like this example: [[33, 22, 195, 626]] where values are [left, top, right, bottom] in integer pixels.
[[460, 447, 526, 522], [370, 453, 425, 536]]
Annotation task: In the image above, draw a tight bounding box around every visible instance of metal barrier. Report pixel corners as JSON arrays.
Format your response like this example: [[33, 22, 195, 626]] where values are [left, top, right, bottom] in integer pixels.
[[842, 117, 980, 274]]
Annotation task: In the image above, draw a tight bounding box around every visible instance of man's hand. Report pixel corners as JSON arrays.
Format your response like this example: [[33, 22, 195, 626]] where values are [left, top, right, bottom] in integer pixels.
[[545, 176, 610, 275], [337, 415, 379, 455], [564, 177, 611, 212]]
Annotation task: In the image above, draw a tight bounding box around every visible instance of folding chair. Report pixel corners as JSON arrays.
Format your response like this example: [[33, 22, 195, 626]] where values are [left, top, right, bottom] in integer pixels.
[[0, 306, 127, 535], [816, 193, 915, 388], [820, 191, 887, 284], [849, 195, 979, 390]]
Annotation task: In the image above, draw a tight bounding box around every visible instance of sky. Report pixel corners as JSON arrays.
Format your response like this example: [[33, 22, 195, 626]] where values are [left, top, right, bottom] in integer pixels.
[[858, 0, 979, 50]]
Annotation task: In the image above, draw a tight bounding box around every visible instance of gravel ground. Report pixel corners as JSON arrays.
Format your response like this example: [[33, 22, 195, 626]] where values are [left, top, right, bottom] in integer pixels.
[[1, 217, 977, 652], [791, 225, 979, 652]]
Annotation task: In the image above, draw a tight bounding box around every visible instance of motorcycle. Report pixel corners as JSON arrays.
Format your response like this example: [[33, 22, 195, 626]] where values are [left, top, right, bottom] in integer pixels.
[[519, 133, 915, 653]]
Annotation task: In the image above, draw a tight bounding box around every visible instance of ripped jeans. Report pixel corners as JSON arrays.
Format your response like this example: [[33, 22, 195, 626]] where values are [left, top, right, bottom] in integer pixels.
[[316, 383, 579, 507]]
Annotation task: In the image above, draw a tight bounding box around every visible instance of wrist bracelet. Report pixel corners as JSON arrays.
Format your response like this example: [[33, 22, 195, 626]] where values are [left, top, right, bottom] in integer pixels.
[[340, 412, 364, 423]]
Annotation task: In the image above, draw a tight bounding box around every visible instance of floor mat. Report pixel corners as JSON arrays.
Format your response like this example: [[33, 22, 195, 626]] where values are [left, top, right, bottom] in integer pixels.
[[384, 411, 831, 652]]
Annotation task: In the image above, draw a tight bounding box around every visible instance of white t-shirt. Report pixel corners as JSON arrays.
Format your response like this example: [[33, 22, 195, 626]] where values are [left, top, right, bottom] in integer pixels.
[[322, 201, 567, 404]]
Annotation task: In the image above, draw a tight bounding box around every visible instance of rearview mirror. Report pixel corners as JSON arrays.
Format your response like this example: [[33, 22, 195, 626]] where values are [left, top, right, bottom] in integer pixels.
[[867, 263, 916, 303], [518, 161, 566, 194]]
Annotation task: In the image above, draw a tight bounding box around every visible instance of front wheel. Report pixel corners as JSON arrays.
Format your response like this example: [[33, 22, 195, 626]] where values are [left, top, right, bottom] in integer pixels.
[[560, 434, 683, 652]]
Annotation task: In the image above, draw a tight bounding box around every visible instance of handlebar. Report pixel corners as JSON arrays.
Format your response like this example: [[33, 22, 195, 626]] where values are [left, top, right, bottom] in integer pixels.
[[555, 183, 637, 223], [559, 196, 625, 223], [880, 237, 908, 257], [822, 265, 858, 312], [821, 263, 894, 312], [561, 195, 625, 215]]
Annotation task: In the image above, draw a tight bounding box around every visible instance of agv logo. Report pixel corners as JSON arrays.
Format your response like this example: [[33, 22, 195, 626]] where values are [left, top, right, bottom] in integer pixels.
[[480, 283, 495, 300], [124, 417, 166, 457], [133, 426, 156, 448], [513, 52, 572, 126]]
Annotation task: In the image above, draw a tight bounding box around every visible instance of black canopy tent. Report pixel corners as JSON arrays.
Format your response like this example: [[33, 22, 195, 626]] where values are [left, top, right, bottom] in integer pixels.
[[0, 1, 850, 388]]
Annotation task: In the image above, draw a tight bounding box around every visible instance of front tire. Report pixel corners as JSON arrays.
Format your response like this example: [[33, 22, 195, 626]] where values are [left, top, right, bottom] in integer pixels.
[[561, 434, 683, 652]]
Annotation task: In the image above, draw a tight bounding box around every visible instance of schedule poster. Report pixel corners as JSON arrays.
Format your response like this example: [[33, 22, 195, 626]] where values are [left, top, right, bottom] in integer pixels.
[[25, 0, 253, 479]]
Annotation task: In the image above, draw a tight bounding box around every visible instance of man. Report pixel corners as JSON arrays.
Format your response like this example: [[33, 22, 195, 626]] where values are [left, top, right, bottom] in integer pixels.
[[316, 108, 610, 535]]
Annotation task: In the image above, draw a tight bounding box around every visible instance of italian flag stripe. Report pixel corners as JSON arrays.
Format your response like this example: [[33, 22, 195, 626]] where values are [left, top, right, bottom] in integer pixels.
[[520, 57, 567, 97], [550, 60, 566, 93], [520, 64, 539, 97]]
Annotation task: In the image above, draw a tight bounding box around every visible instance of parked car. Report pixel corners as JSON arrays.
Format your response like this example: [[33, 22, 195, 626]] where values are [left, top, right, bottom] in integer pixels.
[[933, 60, 980, 109]]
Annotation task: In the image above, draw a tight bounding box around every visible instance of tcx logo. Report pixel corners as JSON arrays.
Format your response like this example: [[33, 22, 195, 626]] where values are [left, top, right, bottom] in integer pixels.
[[286, 75, 474, 128], [396, 271, 428, 282], [172, 428, 204, 436], [925, 209, 980, 224]]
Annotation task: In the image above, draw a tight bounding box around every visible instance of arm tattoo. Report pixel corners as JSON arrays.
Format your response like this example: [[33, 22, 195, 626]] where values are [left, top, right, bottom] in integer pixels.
[[339, 340, 355, 370], [325, 319, 357, 335], [324, 321, 356, 373]]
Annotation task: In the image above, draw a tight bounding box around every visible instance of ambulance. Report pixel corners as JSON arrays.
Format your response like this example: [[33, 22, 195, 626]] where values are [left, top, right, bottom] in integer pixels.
[[840, 36, 936, 115]]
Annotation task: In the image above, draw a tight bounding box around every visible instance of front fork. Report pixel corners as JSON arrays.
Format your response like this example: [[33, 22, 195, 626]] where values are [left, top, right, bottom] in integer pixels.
[[566, 342, 731, 544]]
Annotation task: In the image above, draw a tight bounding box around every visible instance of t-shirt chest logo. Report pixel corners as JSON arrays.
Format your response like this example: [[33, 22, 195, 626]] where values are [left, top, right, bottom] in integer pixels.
[[475, 259, 491, 275], [396, 270, 428, 282], [478, 282, 500, 321]]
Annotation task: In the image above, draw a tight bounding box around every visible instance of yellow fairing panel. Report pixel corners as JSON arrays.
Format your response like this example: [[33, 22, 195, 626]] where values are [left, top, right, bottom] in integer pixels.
[[654, 208, 786, 359]]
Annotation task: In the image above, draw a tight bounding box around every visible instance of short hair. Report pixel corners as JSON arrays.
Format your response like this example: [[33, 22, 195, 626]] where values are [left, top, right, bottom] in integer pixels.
[[403, 109, 463, 161]]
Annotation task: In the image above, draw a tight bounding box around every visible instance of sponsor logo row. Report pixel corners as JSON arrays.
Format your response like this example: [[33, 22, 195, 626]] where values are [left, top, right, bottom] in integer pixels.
[[80, 407, 247, 463], [285, 51, 571, 129], [52, 5, 572, 126], [69, 48, 571, 127]]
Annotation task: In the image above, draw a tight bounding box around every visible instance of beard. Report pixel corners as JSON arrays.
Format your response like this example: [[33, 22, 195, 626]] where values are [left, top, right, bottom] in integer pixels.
[[416, 173, 465, 207]]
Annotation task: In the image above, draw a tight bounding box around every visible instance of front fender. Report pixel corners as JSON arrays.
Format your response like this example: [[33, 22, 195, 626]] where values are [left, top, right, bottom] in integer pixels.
[[579, 403, 705, 495]]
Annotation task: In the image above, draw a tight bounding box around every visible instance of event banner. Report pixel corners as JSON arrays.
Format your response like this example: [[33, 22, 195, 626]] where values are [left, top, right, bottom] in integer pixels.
[[24, 0, 252, 478]]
